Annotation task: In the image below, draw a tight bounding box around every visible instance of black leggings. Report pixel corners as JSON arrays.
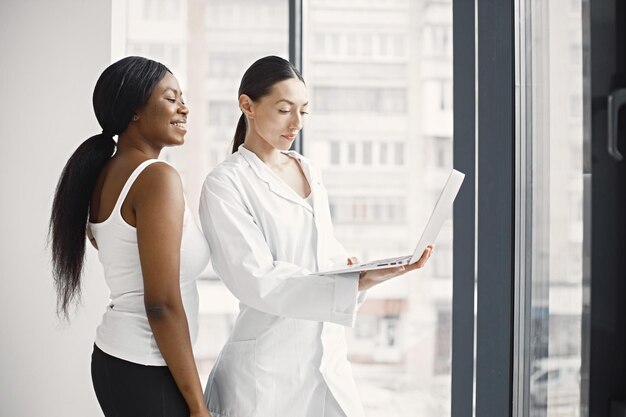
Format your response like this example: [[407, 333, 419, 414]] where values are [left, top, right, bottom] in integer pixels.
[[91, 344, 189, 417]]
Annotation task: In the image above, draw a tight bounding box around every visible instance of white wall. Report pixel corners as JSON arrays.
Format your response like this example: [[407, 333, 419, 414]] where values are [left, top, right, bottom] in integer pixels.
[[0, 1, 112, 415]]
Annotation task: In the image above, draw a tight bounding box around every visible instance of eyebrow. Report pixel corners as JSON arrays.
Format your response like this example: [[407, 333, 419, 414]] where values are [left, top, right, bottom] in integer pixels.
[[163, 87, 183, 96], [275, 99, 308, 106]]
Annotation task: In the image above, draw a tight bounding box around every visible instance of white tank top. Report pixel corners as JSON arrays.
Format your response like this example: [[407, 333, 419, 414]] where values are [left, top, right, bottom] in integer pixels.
[[89, 159, 211, 366]]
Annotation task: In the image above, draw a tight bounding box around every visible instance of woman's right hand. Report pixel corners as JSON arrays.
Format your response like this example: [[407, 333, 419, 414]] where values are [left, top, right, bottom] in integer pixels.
[[358, 245, 433, 291]]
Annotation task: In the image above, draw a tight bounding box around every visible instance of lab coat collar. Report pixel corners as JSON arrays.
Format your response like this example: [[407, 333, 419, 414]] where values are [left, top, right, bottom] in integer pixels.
[[237, 145, 315, 212]]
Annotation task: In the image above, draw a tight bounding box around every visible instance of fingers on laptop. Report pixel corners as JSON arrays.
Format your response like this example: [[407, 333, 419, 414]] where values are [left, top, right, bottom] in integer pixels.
[[409, 246, 433, 269]]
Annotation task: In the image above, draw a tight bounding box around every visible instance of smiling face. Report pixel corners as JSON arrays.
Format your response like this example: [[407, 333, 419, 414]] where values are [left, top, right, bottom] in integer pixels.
[[242, 77, 308, 152], [134, 72, 189, 148]]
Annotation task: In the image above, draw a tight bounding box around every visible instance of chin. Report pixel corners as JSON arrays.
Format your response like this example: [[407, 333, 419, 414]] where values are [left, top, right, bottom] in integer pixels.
[[275, 141, 293, 151], [171, 136, 186, 146]]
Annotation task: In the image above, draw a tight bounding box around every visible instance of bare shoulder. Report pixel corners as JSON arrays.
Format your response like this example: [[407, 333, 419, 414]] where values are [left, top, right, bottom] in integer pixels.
[[133, 161, 183, 204]]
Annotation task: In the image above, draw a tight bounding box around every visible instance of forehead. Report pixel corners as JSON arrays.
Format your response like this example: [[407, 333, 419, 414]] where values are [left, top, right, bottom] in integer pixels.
[[154, 72, 181, 94], [266, 78, 308, 104]]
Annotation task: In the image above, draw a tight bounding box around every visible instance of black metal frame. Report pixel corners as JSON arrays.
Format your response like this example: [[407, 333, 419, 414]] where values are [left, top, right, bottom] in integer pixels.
[[288, 0, 304, 154], [451, 0, 476, 415], [475, 1, 516, 416], [452, 1, 516, 416]]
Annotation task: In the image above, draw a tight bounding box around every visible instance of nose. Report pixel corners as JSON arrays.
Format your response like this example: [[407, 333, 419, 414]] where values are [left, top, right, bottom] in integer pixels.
[[289, 112, 303, 131], [179, 101, 189, 116]]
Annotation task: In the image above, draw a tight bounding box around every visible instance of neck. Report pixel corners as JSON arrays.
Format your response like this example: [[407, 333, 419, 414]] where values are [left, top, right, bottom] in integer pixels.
[[116, 131, 162, 160], [242, 136, 285, 167]]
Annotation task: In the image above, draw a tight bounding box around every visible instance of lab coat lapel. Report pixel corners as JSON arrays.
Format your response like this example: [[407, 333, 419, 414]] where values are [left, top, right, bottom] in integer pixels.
[[238, 147, 313, 212], [297, 158, 332, 271]]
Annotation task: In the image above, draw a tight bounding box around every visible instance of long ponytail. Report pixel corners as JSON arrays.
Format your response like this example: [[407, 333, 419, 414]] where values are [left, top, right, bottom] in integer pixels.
[[232, 113, 247, 153], [231, 56, 304, 154], [49, 56, 169, 319], [49, 134, 115, 317]]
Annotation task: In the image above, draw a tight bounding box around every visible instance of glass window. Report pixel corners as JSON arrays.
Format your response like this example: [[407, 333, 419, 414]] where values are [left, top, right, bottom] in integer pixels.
[[331, 33, 341, 54], [432, 243, 452, 278], [434, 309, 451, 375], [379, 142, 388, 165], [347, 33, 358, 55], [379, 33, 389, 56], [363, 142, 373, 165], [569, 94, 582, 118], [329, 196, 406, 225], [348, 143, 357, 164], [314, 87, 407, 113], [330, 141, 341, 165], [394, 142, 405, 165], [525, 0, 584, 416], [119, 2, 454, 414], [314, 33, 326, 54], [306, 0, 453, 415], [362, 33, 374, 56], [207, 101, 239, 126], [432, 136, 451, 169], [143, 0, 180, 20]]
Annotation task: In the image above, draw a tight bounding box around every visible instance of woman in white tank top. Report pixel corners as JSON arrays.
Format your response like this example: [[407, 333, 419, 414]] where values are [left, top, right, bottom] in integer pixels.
[[49, 56, 211, 417]]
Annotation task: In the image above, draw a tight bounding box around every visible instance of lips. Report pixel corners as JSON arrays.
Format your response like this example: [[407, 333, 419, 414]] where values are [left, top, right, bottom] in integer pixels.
[[282, 133, 297, 141], [172, 121, 187, 131]]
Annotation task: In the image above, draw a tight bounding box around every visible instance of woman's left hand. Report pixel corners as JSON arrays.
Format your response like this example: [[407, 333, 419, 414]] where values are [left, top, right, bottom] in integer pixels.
[[357, 245, 434, 291]]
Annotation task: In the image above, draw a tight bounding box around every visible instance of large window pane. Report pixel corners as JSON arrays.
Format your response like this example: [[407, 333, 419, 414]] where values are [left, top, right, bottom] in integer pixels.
[[117, 0, 289, 381], [526, 0, 583, 416], [117, 2, 454, 415], [305, 0, 453, 415]]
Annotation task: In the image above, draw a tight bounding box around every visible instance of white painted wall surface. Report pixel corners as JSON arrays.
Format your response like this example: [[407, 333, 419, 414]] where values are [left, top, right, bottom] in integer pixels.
[[0, 1, 112, 415]]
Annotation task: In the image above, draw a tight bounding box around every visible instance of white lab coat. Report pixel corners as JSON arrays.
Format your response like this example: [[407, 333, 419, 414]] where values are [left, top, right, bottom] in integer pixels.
[[199, 145, 366, 417]]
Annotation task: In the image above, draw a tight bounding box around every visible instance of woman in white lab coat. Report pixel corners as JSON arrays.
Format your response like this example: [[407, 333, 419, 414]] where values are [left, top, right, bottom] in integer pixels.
[[199, 56, 432, 417]]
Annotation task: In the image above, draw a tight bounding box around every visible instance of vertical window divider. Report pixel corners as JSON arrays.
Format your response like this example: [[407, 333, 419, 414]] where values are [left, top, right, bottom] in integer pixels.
[[512, 0, 533, 416], [452, 0, 477, 416], [475, 0, 516, 416], [289, 0, 304, 155]]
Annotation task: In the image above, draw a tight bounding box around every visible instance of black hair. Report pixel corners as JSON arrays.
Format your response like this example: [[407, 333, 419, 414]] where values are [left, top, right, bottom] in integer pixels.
[[49, 56, 169, 318], [232, 55, 305, 153]]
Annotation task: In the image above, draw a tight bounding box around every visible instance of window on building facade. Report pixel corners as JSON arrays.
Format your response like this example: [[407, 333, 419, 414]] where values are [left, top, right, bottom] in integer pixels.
[[127, 43, 183, 72], [363, 142, 373, 165], [207, 101, 239, 126], [330, 141, 341, 165], [434, 309, 451, 375], [143, 0, 180, 20], [432, 136, 451, 169], [348, 142, 357, 164], [379, 142, 389, 165], [394, 142, 405, 165], [314, 87, 407, 113]]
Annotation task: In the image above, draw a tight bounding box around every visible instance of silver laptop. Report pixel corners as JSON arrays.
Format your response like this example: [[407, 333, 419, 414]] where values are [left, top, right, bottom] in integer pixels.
[[317, 169, 465, 275]]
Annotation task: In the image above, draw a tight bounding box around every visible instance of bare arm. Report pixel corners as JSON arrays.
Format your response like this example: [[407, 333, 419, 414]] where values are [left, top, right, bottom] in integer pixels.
[[134, 163, 209, 417]]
